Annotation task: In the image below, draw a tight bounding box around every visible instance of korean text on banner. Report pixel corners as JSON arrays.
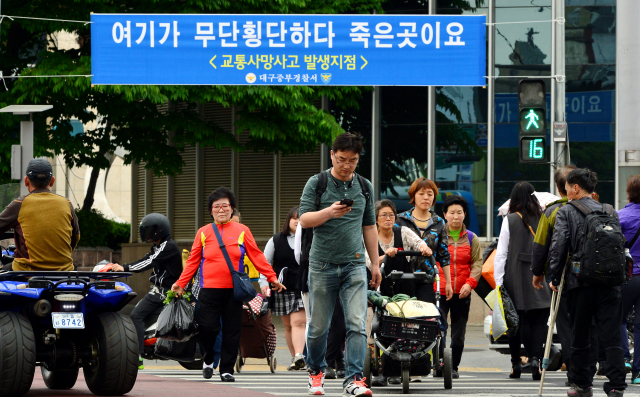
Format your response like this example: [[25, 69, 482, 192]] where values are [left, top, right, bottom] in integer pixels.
[[91, 14, 486, 86]]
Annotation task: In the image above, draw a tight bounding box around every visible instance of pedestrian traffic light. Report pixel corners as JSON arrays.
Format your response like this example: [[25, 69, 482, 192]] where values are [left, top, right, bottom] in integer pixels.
[[518, 79, 547, 163]]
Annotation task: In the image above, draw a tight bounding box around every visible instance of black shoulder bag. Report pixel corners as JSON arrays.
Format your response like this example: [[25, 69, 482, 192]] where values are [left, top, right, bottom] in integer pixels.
[[212, 224, 257, 303]]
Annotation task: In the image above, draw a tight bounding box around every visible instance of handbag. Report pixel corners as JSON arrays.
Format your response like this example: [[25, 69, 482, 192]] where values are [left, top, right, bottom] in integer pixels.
[[481, 249, 497, 289], [212, 224, 257, 303], [247, 294, 270, 317]]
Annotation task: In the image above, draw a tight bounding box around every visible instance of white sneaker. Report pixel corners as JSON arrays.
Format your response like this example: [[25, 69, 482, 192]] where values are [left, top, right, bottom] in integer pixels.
[[293, 353, 306, 370], [343, 378, 372, 397], [308, 371, 325, 395]]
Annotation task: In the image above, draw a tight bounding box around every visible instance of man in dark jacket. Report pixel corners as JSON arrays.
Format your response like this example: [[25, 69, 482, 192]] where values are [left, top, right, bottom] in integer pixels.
[[113, 213, 183, 370], [547, 169, 627, 397], [532, 165, 582, 385]]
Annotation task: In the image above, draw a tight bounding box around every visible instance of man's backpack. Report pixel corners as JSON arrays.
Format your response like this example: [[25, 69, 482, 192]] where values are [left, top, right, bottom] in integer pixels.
[[297, 171, 371, 291], [569, 200, 627, 287]]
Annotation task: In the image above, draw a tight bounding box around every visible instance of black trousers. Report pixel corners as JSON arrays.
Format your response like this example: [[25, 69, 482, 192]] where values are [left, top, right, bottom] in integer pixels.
[[196, 288, 242, 374], [567, 286, 626, 393], [508, 308, 548, 364], [556, 292, 573, 370], [439, 294, 471, 370], [326, 297, 345, 369], [130, 287, 166, 353]]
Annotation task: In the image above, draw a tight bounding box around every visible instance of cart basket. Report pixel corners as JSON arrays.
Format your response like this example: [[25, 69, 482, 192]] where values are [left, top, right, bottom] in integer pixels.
[[379, 315, 439, 341]]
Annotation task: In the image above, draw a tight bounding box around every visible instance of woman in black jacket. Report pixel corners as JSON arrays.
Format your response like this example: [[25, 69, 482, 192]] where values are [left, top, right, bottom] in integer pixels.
[[395, 178, 453, 303], [494, 182, 551, 380]]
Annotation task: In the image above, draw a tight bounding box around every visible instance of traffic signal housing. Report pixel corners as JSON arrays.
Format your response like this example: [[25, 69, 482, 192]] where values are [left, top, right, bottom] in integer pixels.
[[518, 79, 547, 163]]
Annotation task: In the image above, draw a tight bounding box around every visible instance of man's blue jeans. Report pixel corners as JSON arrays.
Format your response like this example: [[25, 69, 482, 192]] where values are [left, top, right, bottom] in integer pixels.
[[307, 260, 367, 387]]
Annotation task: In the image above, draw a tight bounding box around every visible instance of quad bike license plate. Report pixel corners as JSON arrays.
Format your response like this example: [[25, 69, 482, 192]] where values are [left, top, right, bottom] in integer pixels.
[[52, 312, 85, 329]]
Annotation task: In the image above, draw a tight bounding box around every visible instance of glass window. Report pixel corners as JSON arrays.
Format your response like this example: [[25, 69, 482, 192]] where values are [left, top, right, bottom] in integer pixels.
[[329, 93, 372, 180], [495, 7, 553, 67], [435, 124, 487, 235], [438, 87, 488, 124], [566, 65, 615, 92], [381, 87, 429, 125], [566, 6, 616, 65]]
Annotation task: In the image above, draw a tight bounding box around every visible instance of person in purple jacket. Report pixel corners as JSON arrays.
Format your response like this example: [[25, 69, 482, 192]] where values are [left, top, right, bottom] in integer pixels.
[[619, 175, 640, 384]]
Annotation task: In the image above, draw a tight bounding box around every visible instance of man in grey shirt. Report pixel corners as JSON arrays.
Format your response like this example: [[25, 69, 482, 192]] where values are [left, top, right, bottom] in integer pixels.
[[300, 132, 381, 397]]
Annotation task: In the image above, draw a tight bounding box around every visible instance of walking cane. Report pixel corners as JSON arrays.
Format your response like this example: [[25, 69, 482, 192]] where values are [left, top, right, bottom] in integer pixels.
[[538, 266, 567, 397]]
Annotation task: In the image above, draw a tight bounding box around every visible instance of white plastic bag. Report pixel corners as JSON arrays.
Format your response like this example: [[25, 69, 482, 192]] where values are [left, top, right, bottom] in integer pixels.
[[386, 300, 440, 318], [485, 289, 508, 339]]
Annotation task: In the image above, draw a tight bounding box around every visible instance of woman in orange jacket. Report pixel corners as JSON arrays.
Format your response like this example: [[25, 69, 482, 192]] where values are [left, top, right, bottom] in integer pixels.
[[436, 195, 482, 379], [172, 187, 285, 382]]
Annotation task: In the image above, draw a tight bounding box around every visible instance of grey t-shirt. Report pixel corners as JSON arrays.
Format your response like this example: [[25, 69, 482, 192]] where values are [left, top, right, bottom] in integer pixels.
[[299, 169, 375, 264]]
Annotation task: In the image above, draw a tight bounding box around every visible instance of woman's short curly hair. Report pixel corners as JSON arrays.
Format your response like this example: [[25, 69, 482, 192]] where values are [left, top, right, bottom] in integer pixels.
[[627, 175, 640, 204]]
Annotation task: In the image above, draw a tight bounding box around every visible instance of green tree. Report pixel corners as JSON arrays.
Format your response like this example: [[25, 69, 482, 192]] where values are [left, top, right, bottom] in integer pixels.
[[0, 0, 383, 210]]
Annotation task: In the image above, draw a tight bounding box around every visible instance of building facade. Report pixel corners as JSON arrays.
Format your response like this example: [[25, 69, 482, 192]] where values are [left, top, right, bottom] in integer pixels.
[[133, 0, 619, 245]]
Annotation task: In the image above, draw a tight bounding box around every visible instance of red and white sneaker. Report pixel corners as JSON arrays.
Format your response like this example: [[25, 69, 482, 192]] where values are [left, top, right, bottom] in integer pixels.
[[343, 377, 373, 397], [308, 370, 325, 395]]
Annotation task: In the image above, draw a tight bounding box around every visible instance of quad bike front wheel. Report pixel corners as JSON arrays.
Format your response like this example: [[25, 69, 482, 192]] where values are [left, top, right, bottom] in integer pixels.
[[83, 313, 139, 396], [0, 312, 36, 397]]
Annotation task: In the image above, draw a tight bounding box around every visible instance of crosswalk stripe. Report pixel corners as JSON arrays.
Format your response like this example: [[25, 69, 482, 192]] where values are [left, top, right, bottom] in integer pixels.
[[233, 386, 570, 389], [272, 394, 571, 397]]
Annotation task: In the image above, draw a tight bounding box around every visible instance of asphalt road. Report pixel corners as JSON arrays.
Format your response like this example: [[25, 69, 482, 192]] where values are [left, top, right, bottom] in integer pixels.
[[23, 324, 639, 397], [137, 368, 603, 397]]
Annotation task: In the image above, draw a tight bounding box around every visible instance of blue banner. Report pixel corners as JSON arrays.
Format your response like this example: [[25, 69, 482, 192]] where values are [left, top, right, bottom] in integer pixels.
[[91, 14, 486, 86]]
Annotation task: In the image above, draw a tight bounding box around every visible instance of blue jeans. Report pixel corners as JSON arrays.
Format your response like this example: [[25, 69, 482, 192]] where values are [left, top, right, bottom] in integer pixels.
[[307, 260, 367, 387]]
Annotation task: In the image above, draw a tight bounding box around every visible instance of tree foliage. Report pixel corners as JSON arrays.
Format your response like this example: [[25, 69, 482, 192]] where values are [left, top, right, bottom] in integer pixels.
[[0, 0, 384, 209]]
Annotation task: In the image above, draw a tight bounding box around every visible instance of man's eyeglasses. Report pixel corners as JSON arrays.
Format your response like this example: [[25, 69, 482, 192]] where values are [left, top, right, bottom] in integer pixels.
[[378, 214, 395, 219], [335, 156, 359, 166], [212, 204, 231, 211]]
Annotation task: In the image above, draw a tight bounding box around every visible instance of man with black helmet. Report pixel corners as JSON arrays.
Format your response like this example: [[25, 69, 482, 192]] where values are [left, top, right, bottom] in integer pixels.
[[0, 158, 80, 271], [112, 212, 183, 369]]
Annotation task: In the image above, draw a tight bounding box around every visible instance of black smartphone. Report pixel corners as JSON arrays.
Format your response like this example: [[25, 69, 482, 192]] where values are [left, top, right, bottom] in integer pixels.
[[339, 198, 355, 207]]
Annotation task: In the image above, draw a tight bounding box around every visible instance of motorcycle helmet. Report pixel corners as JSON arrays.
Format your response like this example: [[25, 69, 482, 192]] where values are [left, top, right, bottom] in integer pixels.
[[139, 213, 171, 242]]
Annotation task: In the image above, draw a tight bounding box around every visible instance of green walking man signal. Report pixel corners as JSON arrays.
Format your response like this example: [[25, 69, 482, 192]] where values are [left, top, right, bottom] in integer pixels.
[[525, 109, 540, 130], [518, 79, 547, 163]]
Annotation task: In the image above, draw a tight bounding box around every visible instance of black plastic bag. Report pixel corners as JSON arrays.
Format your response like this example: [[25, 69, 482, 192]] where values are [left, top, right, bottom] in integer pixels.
[[499, 286, 520, 337], [155, 337, 197, 362], [156, 297, 197, 342]]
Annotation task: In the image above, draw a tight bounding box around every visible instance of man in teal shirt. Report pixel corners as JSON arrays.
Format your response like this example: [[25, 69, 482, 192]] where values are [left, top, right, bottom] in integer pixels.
[[300, 132, 381, 397]]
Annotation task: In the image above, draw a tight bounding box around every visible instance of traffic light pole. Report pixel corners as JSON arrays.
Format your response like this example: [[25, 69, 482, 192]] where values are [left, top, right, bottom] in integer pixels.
[[551, 0, 568, 193], [486, 0, 495, 239]]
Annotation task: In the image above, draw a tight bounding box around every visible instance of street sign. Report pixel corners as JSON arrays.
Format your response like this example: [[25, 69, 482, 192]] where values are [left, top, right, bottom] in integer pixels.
[[553, 121, 567, 142], [91, 14, 486, 86]]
